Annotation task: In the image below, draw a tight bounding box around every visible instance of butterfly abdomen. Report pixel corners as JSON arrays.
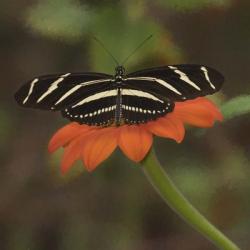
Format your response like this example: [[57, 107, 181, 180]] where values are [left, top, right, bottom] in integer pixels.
[[115, 88, 123, 126]]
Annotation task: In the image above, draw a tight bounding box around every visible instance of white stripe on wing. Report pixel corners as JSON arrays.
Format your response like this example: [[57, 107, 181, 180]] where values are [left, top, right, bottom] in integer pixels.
[[37, 73, 71, 103], [54, 79, 111, 105], [169, 66, 201, 91], [200, 66, 216, 89], [23, 78, 39, 104], [126, 76, 182, 95]]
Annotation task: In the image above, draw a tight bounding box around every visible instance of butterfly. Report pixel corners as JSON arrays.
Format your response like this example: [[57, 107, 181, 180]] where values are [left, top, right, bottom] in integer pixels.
[[15, 64, 224, 126]]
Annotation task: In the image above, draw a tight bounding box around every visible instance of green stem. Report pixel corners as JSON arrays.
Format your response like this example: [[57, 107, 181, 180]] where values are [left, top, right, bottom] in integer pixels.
[[141, 150, 240, 250]]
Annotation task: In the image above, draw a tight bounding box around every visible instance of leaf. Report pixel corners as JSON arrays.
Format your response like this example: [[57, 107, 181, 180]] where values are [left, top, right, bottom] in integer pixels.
[[156, 0, 232, 11], [88, 7, 182, 73], [221, 95, 250, 120], [24, 2, 182, 68], [25, 0, 91, 43]]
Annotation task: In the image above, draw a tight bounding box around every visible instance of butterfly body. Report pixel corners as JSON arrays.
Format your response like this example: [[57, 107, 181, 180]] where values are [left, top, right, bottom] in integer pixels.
[[15, 64, 224, 127]]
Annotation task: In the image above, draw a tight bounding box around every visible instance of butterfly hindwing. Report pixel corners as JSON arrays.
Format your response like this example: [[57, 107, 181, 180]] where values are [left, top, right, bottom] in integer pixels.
[[118, 84, 174, 124], [61, 86, 117, 126], [126, 64, 224, 101], [15, 72, 112, 110], [121, 92, 174, 124]]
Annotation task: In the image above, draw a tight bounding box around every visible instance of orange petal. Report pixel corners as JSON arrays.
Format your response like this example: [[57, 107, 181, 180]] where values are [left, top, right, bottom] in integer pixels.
[[82, 127, 118, 172], [118, 125, 152, 162], [174, 97, 223, 127], [60, 132, 93, 174], [177, 97, 223, 121], [145, 114, 185, 143], [48, 122, 92, 153]]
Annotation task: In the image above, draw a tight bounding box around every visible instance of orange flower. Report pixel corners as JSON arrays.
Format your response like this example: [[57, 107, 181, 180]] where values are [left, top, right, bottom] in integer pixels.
[[48, 97, 223, 173]]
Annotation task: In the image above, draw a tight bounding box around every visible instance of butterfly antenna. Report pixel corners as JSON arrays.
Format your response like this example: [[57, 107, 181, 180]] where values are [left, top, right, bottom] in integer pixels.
[[91, 35, 119, 66], [121, 34, 153, 66]]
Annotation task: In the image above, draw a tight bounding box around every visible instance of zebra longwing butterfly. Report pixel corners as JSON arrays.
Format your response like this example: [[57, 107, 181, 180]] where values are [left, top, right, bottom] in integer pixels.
[[15, 64, 224, 126]]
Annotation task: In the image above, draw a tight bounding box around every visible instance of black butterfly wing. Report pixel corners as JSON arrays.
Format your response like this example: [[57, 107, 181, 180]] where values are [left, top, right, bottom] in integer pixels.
[[15, 72, 113, 111], [126, 64, 224, 101], [120, 86, 174, 124], [15, 64, 224, 126], [61, 85, 118, 126]]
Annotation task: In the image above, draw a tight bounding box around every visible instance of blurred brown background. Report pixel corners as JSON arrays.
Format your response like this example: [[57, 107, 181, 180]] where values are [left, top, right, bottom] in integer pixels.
[[1, 0, 250, 249]]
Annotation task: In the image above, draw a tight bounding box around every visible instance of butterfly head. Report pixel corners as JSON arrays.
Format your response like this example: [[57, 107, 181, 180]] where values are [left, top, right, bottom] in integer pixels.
[[115, 66, 125, 77]]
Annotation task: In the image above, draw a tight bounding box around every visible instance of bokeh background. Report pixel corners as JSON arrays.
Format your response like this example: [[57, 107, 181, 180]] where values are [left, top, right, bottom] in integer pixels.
[[1, 0, 250, 249]]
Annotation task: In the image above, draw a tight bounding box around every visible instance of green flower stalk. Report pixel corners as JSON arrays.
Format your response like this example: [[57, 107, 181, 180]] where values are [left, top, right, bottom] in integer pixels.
[[142, 149, 240, 250]]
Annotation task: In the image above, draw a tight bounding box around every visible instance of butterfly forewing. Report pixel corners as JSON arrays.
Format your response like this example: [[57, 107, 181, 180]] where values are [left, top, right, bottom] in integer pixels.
[[15, 72, 112, 110], [126, 64, 224, 101]]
